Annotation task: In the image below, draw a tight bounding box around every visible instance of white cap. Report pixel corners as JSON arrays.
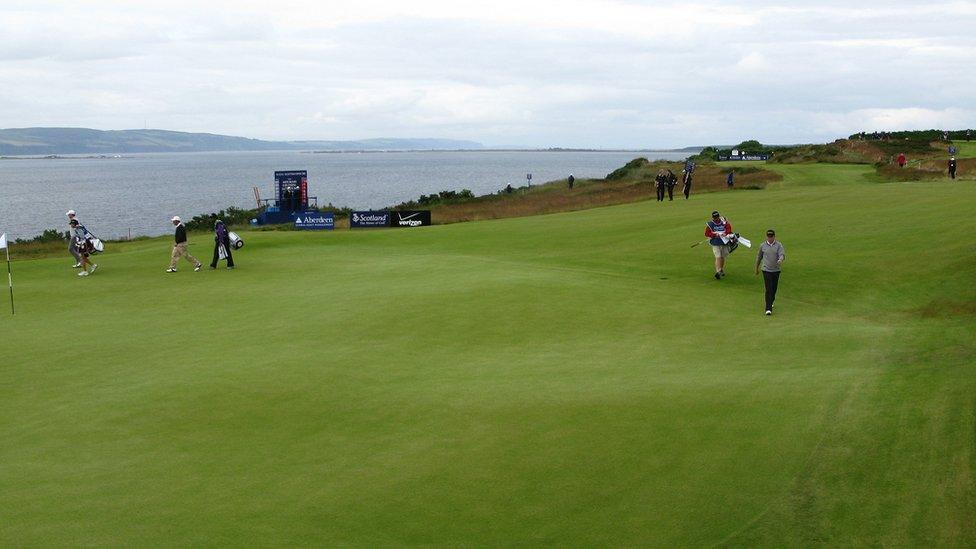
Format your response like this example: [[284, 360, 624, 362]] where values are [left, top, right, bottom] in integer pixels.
[[66, 210, 76, 216], [171, 216, 181, 222]]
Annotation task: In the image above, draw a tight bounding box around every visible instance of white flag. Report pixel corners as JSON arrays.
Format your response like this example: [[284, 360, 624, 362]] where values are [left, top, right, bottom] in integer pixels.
[[0, 233, 6, 249]]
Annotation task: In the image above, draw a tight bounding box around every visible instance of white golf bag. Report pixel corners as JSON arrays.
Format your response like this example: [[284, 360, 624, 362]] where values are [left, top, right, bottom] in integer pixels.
[[228, 231, 244, 250]]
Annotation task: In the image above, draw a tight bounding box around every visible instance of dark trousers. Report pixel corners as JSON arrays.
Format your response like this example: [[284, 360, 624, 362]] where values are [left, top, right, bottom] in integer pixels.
[[667, 184, 674, 201], [949, 169, 956, 179], [211, 242, 234, 268], [762, 270, 780, 311], [656, 185, 665, 201], [683, 181, 691, 199]]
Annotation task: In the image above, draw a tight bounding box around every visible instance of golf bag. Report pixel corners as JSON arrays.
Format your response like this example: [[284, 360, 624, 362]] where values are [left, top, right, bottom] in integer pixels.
[[720, 233, 741, 254], [75, 224, 103, 254], [718, 233, 751, 253], [228, 231, 244, 250]]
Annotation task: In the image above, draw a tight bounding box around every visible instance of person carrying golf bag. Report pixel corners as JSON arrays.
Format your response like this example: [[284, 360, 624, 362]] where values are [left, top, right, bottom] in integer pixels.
[[69, 219, 98, 277], [705, 210, 734, 279], [210, 220, 235, 270]]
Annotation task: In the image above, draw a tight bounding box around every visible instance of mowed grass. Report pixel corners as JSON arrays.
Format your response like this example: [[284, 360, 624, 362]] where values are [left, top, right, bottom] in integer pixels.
[[1, 165, 974, 545]]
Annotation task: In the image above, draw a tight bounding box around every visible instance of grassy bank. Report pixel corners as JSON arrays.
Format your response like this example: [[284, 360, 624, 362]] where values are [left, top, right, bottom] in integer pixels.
[[1, 162, 973, 545]]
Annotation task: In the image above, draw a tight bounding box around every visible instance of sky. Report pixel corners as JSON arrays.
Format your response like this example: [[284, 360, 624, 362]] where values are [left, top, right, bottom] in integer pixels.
[[1, 0, 974, 148]]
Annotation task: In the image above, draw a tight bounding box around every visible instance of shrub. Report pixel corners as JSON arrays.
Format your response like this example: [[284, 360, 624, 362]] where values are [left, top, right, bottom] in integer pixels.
[[14, 229, 69, 245], [393, 189, 475, 209], [184, 206, 259, 231]]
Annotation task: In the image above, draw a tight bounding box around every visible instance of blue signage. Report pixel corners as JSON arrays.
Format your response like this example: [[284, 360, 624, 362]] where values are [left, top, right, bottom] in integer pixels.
[[350, 211, 391, 228], [294, 211, 334, 230], [717, 154, 770, 161]]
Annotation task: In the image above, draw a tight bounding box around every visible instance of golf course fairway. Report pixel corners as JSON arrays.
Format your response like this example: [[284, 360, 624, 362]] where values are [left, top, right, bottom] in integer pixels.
[[2, 164, 974, 546]]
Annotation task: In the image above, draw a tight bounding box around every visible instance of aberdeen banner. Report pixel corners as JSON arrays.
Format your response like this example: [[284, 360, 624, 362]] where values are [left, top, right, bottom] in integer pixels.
[[294, 211, 334, 230]]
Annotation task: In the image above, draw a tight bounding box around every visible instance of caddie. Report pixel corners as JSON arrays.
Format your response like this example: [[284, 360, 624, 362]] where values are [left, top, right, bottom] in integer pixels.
[[705, 210, 734, 279]]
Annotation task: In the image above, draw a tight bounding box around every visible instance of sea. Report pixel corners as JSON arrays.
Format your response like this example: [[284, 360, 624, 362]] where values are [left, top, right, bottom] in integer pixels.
[[0, 149, 689, 239]]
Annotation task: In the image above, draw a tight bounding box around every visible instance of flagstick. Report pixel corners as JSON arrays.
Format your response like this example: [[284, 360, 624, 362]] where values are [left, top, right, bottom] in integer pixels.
[[6, 245, 13, 315]]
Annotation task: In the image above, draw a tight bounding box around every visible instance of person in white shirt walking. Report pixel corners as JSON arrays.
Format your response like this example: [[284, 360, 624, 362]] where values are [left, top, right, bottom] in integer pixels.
[[755, 229, 785, 315], [66, 210, 83, 268]]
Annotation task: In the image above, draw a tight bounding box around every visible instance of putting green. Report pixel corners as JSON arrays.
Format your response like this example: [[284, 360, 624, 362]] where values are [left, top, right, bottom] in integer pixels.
[[1, 164, 973, 545]]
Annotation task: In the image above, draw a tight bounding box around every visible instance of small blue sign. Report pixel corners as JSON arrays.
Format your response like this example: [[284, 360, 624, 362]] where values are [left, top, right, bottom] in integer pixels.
[[294, 211, 334, 230], [350, 211, 390, 228]]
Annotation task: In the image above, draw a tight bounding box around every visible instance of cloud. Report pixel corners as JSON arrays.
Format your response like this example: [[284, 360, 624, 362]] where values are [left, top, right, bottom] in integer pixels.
[[0, 1, 974, 147]]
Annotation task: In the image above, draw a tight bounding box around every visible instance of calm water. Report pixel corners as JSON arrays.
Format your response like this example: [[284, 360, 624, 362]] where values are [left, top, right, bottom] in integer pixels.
[[0, 149, 687, 239]]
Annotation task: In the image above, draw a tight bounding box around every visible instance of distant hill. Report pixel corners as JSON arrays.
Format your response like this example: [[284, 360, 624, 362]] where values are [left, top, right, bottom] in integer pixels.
[[0, 128, 484, 155]]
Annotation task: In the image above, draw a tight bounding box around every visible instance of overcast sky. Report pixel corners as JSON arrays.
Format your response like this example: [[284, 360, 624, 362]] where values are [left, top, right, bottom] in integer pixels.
[[1, 1, 973, 148]]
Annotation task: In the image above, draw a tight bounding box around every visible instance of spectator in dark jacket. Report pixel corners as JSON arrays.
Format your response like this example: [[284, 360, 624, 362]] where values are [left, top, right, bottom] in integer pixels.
[[210, 220, 235, 270], [726, 170, 735, 188], [948, 157, 957, 179]]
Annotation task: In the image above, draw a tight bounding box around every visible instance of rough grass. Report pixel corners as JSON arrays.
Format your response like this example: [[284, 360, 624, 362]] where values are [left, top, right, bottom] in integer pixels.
[[430, 159, 781, 224]]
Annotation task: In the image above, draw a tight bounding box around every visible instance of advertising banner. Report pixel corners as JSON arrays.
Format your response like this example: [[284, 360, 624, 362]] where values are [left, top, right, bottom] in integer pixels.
[[350, 211, 391, 228], [294, 211, 334, 230], [390, 210, 432, 228], [717, 154, 770, 161]]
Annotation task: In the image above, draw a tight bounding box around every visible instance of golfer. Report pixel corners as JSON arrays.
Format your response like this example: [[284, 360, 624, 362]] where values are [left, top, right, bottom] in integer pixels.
[[66, 210, 83, 268], [210, 220, 235, 270], [69, 219, 97, 277], [705, 211, 733, 279], [166, 216, 202, 273], [755, 229, 785, 315]]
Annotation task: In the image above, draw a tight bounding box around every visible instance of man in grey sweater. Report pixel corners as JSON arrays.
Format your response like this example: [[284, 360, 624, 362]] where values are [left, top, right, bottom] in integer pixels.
[[755, 229, 785, 315]]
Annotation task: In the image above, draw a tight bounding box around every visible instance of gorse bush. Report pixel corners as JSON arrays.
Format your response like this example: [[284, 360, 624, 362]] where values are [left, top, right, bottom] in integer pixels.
[[394, 189, 475, 209], [184, 207, 259, 231], [14, 229, 69, 245]]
